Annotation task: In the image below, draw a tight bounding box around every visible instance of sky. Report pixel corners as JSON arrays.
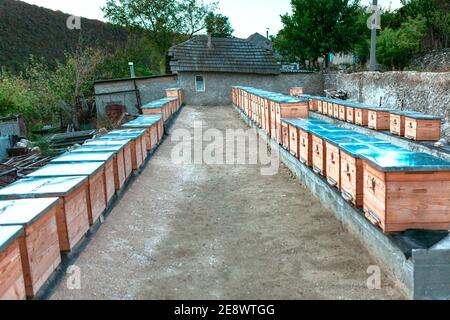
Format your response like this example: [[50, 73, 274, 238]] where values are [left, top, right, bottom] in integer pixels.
[[20, 0, 404, 38]]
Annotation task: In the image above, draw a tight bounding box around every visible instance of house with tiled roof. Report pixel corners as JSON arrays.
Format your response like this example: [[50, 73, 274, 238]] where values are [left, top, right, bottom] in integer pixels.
[[168, 34, 285, 105]]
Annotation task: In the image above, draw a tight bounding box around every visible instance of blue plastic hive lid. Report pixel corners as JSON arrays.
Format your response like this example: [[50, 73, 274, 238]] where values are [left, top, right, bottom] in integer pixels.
[[100, 130, 145, 141], [0, 176, 87, 198], [72, 145, 123, 153], [339, 142, 404, 158], [142, 98, 177, 109], [323, 132, 386, 146], [83, 139, 130, 147], [0, 198, 59, 227], [122, 117, 160, 128], [27, 161, 104, 177], [360, 147, 450, 172], [51, 151, 115, 163], [390, 110, 442, 120], [0, 225, 23, 253]]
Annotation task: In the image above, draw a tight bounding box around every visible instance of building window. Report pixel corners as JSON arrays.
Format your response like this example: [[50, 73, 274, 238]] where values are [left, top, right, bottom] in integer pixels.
[[195, 75, 205, 92]]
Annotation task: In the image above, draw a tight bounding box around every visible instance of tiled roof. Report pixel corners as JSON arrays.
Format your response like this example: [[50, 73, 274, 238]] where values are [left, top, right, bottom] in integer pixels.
[[168, 36, 280, 75]]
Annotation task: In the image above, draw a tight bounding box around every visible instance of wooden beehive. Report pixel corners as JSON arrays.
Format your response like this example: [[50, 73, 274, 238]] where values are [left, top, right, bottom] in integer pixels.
[[390, 113, 404, 136], [81, 140, 130, 190], [312, 135, 327, 176], [368, 108, 392, 130], [0, 176, 90, 252], [296, 120, 330, 167], [346, 106, 355, 124], [281, 120, 290, 150], [317, 100, 324, 114], [51, 151, 116, 205], [264, 100, 271, 136], [288, 123, 299, 158], [362, 150, 450, 232], [122, 115, 163, 151], [327, 102, 334, 117], [0, 198, 61, 298], [0, 226, 26, 300], [333, 103, 340, 119], [338, 104, 347, 121], [404, 114, 442, 142], [269, 101, 279, 141], [354, 107, 369, 126], [27, 162, 107, 226], [309, 97, 319, 111], [338, 143, 394, 207], [274, 100, 309, 144], [104, 130, 146, 170], [324, 134, 384, 190]]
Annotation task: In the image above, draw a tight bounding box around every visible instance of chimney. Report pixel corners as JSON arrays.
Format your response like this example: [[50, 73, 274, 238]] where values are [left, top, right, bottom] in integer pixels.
[[207, 33, 212, 49], [128, 62, 135, 78]]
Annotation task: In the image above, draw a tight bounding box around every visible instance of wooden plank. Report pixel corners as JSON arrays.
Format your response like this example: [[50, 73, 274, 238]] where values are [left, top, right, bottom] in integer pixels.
[[104, 159, 115, 204], [0, 239, 26, 300], [87, 169, 106, 225], [18, 208, 61, 297]]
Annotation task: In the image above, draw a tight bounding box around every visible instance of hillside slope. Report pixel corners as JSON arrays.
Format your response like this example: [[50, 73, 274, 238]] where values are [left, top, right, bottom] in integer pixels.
[[0, 0, 129, 72]]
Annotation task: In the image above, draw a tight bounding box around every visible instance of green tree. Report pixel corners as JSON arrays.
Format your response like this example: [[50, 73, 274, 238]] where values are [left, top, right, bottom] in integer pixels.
[[430, 8, 450, 48], [180, 0, 218, 37], [377, 16, 427, 70], [205, 12, 234, 37], [0, 71, 40, 131], [274, 0, 362, 68], [102, 0, 216, 73]]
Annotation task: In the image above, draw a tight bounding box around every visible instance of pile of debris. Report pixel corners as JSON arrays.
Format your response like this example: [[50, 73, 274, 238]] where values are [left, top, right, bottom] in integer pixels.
[[0, 153, 56, 186], [324, 88, 348, 100], [46, 129, 99, 152]]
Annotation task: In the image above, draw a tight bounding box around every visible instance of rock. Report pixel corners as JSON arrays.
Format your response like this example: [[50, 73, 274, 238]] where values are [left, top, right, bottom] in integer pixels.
[[30, 146, 41, 153], [434, 139, 448, 148]]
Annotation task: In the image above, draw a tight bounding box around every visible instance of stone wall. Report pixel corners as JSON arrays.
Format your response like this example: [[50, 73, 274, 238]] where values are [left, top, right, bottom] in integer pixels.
[[178, 71, 324, 106], [324, 71, 450, 139]]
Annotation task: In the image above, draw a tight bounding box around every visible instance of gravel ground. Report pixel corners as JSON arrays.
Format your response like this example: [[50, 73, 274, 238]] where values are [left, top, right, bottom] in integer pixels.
[[50, 105, 404, 300]]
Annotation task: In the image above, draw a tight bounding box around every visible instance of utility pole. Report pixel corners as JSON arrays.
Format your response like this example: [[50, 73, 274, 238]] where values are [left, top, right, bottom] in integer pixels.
[[369, 0, 378, 71]]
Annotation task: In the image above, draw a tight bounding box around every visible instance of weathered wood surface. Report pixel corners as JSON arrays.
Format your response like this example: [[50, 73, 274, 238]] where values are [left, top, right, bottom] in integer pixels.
[[0, 238, 26, 300]]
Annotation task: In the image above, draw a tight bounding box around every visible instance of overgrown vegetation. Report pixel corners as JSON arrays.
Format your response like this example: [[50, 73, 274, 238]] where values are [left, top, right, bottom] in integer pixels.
[[273, 0, 450, 70], [0, 0, 234, 138]]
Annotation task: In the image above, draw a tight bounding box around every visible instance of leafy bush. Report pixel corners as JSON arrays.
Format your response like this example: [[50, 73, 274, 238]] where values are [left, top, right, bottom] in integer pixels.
[[0, 71, 42, 131], [377, 16, 427, 70]]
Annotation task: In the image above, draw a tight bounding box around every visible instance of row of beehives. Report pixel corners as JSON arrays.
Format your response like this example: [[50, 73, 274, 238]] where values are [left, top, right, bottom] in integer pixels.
[[289, 87, 442, 142], [0, 88, 184, 300], [141, 87, 185, 122], [232, 86, 450, 234]]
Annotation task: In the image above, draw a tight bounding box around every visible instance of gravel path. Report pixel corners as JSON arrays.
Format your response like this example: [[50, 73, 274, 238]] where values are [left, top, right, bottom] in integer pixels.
[[50, 105, 404, 300]]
